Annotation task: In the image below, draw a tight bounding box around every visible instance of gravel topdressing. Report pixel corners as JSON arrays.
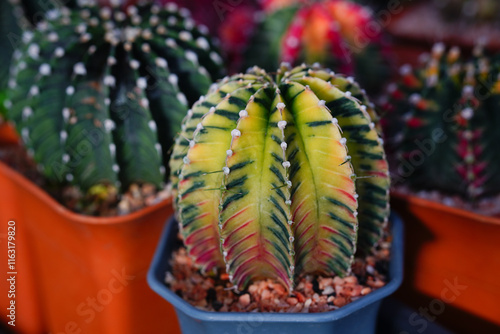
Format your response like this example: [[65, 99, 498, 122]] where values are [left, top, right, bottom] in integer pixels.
[[165, 235, 392, 313]]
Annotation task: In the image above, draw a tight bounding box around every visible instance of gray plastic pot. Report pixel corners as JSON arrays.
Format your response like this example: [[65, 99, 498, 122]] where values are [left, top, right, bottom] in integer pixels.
[[148, 214, 404, 334]]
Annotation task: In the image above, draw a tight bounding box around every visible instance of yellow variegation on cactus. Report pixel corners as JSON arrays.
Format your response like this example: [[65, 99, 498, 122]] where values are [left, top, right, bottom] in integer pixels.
[[169, 64, 390, 291]]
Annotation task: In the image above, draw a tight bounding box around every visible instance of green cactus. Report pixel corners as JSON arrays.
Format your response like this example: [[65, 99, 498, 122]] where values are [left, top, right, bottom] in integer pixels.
[[1, 0, 23, 120], [381, 43, 500, 200], [170, 64, 390, 290], [6, 2, 224, 198]]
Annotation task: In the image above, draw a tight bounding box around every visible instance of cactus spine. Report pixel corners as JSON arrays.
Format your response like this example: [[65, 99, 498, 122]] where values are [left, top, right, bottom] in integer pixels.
[[170, 64, 390, 291]]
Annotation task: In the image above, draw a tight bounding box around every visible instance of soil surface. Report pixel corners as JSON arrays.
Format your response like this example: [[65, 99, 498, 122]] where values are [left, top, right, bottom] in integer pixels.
[[166, 234, 392, 313]]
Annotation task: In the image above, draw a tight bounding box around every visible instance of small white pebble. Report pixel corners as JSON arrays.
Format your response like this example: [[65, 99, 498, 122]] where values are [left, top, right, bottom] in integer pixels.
[[322, 286, 335, 295]]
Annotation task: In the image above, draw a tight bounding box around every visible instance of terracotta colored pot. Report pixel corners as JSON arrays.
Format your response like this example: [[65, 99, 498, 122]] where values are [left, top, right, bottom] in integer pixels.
[[0, 161, 180, 334], [148, 214, 404, 334], [392, 192, 500, 333], [0, 123, 19, 145]]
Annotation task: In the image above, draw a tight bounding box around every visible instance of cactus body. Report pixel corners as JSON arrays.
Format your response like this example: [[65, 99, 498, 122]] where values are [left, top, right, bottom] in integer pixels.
[[6, 2, 224, 196], [224, 0, 389, 93], [170, 64, 390, 290], [382, 44, 500, 200]]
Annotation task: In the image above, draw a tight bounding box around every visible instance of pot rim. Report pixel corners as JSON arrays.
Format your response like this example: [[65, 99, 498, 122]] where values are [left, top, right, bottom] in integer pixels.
[[148, 213, 404, 323], [391, 191, 500, 227], [0, 160, 173, 225]]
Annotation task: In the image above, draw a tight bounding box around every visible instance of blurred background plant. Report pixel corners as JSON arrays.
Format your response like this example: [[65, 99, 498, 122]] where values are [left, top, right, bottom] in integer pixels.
[[380, 43, 500, 212]]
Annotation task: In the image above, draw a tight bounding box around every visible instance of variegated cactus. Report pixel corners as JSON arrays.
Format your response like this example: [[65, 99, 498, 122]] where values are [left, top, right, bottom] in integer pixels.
[[6, 2, 224, 198], [381, 43, 500, 200], [170, 64, 390, 291]]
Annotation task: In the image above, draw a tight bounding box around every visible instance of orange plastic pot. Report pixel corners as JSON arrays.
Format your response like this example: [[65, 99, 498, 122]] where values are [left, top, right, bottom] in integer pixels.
[[0, 123, 19, 145], [0, 161, 180, 334], [392, 192, 500, 333]]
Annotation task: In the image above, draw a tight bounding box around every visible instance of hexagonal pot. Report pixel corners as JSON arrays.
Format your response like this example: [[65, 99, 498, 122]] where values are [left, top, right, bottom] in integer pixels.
[[148, 214, 404, 334], [0, 161, 180, 334], [392, 192, 500, 332]]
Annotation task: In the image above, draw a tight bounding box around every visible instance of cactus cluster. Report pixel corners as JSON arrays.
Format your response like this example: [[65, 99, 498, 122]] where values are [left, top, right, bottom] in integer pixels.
[[229, 0, 389, 92], [170, 64, 390, 291], [381, 43, 500, 200], [5, 2, 224, 197]]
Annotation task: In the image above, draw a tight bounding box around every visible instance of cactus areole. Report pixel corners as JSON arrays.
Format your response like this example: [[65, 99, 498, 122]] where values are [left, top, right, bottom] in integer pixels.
[[7, 2, 224, 195], [170, 64, 390, 291]]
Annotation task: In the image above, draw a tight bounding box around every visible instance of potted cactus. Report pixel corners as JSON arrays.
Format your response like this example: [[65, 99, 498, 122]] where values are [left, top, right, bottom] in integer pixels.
[[219, 0, 391, 93], [0, 1, 223, 333], [380, 43, 500, 332], [0, 0, 23, 144], [148, 63, 403, 333], [387, 0, 500, 51]]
